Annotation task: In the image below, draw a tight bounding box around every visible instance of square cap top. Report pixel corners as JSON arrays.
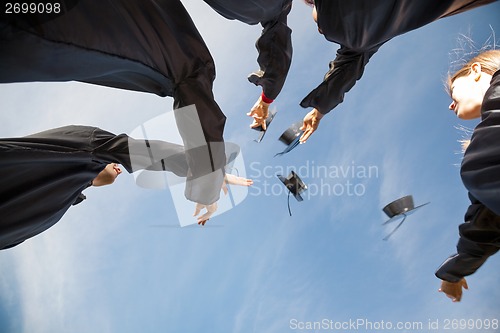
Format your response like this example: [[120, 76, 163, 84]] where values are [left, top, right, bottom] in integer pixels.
[[277, 170, 307, 201]]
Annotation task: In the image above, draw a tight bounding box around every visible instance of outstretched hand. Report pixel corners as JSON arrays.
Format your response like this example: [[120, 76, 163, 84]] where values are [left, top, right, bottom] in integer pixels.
[[299, 108, 323, 143], [225, 174, 253, 186], [193, 202, 217, 226], [194, 175, 253, 225], [438, 278, 468, 302], [222, 174, 253, 195], [247, 96, 270, 130]]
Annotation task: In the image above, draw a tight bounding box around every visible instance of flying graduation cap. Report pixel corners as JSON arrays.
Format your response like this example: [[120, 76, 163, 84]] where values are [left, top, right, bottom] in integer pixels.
[[277, 170, 307, 216], [381, 195, 430, 240], [252, 108, 277, 143], [275, 121, 303, 157]]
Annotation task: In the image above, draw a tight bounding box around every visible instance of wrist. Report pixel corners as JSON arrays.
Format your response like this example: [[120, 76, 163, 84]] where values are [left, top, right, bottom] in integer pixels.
[[261, 92, 274, 104], [314, 109, 324, 119]]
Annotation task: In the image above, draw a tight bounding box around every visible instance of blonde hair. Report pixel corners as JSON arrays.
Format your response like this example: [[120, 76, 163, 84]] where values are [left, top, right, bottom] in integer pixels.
[[448, 50, 500, 154], [448, 49, 500, 89], [446, 31, 500, 157]]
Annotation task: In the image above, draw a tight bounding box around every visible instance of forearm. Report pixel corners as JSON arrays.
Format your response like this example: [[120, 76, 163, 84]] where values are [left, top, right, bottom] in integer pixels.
[[435, 239, 498, 282], [249, 1, 292, 100], [436, 204, 500, 282], [173, 71, 226, 203], [300, 46, 378, 115]]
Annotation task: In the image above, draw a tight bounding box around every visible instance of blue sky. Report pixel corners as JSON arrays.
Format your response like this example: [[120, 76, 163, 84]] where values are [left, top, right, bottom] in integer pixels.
[[1, 1, 500, 333]]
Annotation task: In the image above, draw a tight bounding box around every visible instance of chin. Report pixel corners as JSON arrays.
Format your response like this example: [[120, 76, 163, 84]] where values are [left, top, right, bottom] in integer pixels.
[[460, 112, 480, 120]]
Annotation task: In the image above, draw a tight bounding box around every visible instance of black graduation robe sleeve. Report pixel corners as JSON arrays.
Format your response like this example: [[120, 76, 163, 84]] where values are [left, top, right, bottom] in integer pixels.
[[0, 0, 211, 97], [202, 0, 293, 100], [300, 46, 380, 115], [299, 0, 497, 115], [0, 126, 116, 250], [435, 199, 500, 282], [248, 1, 292, 100], [92, 126, 224, 205]]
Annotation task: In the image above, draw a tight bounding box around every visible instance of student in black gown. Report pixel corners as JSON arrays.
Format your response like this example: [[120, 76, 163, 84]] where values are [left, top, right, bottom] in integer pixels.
[[435, 50, 500, 302], [297, 0, 498, 143], [0, 125, 252, 250]]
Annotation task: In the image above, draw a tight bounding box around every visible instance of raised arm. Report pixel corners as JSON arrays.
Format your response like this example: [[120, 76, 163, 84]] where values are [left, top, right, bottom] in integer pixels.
[[297, 46, 380, 143], [248, 0, 293, 101], [247, 0, 292, 129], [300, 46, 380, 115], [435, 202, 500, 301]]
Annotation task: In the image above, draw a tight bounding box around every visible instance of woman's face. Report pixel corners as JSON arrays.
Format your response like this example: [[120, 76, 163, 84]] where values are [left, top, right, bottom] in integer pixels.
[[449, 72, 484, 120], [312, 6, 317, 23], [304, 1, 321, 34]]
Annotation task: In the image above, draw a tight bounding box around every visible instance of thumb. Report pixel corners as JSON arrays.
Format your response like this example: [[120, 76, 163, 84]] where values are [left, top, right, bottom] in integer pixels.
[[462, 279, 469, 290]]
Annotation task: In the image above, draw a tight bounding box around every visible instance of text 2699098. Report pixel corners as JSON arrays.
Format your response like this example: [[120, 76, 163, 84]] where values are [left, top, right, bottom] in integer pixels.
[[5, 2, 61, 14]]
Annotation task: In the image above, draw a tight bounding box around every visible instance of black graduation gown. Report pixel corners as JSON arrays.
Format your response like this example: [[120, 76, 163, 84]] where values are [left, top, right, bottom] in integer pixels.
[[0, 125, 194, 250], [202, 0, 293, 100], [461, 70, 500, 215], [300, 0, 497, 114], [435, 70, 500, 282], [0, 0, 227, 179]]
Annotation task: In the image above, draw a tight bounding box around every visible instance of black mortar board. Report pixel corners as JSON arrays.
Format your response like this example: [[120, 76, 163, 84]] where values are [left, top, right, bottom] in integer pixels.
[[381, 195, 430, 240], [252, 108, 277, 143], [275, 121, 303, 157], [274, 120, 303, 157], [277, 170, 307, 216]]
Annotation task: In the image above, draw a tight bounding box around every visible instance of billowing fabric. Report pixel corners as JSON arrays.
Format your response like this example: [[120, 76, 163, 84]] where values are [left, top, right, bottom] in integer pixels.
[[203, 0, 293, 100], [1, 0, 210, 97], [0, 125, 207, 250], [300, 0, 498, 114], [0, 0, 227, 178], [435, 70, 500, 282]]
